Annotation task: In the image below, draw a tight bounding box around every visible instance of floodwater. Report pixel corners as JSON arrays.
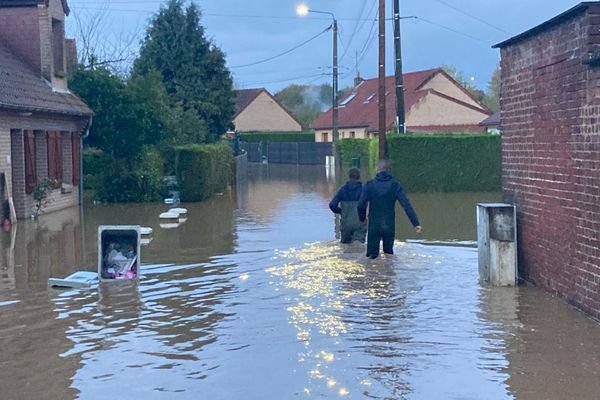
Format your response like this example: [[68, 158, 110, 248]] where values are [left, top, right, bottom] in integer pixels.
[[0, 164, 599, 400]]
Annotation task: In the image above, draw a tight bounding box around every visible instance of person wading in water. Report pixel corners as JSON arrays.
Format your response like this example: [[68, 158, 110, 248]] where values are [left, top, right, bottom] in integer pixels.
[[358, 160, 422, 259], [329, 168, 367, 244]]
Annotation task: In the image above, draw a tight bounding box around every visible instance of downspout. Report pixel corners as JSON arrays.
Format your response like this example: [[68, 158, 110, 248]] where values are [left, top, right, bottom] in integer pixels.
[[79, 116, 92, 267], [79, 116, 92, 206]]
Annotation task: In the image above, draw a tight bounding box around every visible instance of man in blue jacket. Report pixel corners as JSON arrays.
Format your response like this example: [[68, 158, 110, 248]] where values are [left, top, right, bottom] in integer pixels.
[[358, 160, 422, 258], [329, 168, 367, 244]]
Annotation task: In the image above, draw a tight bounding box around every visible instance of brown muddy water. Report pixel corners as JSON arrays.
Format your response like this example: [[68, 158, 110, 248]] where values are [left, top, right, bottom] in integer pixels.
[[0, 164, 599, 400]]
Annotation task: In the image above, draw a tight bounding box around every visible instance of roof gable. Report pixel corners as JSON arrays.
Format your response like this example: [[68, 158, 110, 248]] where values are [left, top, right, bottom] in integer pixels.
[[311, 68, 489, 132], [233, 88, 303, 128], [0, 44, 91, 116]]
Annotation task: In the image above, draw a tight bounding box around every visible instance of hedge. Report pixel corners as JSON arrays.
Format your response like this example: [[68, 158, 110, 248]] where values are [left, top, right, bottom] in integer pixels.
[[339, 138, 379, 170], [239, 131, 315, 143], [175, 143, 233, 202], [387, 134, 501, 192]]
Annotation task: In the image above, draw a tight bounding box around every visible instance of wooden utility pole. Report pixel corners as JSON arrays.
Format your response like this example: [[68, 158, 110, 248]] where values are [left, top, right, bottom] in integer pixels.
[[378, 0, 386, 159], [393, 0, 405, 134]]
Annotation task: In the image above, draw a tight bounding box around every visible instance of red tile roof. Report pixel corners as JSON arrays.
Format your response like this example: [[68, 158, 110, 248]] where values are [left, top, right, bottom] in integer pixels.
[[311, 68, 488, 132], [0, 44, 92, 116]]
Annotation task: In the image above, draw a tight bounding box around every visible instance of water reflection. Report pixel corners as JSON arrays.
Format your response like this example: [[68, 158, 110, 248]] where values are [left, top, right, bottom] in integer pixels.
[[0, 164, 598, 400]]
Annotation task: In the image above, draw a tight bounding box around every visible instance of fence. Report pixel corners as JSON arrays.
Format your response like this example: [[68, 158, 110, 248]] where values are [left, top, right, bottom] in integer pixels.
[[241, 142, 332, 165]]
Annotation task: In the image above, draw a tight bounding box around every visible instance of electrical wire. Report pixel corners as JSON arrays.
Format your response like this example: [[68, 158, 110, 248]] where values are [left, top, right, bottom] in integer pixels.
[[229, 26, 331, 69], [241, 72, 330, 86], [433, 0, 513, 35], [415, 16, 493, 45]]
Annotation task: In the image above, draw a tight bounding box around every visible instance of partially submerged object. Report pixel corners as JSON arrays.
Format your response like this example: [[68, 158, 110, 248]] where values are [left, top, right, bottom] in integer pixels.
[[48, 271, 98, 289], [159, 211, 179, 223], [169, 207, 188, 218], [98, 225, 141, 281]]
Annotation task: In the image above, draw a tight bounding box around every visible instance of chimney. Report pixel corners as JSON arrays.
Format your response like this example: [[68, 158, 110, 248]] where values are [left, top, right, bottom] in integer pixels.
[[65, 38, 78, 77], [354, 71, 364, 87]]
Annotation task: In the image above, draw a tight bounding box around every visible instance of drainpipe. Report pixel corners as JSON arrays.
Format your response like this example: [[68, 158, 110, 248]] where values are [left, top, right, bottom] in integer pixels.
[[79, 116, 92, 267], [79, 116, 92, 206]]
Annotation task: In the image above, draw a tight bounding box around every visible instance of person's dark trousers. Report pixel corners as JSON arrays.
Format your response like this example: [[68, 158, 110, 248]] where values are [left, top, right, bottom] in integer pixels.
[[341, 224, 367, 244], [366, 224, 394, 258]]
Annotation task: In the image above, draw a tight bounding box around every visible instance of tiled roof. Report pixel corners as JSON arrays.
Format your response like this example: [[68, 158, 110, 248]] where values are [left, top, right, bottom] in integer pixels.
[[233, 88, 263, 117], [0, 44, 92, 117], [310, 68, 488, 132], [479, 111, 500, 127]]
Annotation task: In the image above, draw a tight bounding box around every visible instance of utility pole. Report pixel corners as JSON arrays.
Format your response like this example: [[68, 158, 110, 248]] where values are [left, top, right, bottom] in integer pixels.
[[332, 19, 340, 167], [378, 0, 386, 160], [393, 0, 405, 134]]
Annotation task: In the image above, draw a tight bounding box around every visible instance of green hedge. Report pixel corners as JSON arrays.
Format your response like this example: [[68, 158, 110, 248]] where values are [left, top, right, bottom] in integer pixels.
[[387, 134, 501, 192], [339, 139, 379, 170], [239, 131, 315, 143], [175, 143, 233, 202]]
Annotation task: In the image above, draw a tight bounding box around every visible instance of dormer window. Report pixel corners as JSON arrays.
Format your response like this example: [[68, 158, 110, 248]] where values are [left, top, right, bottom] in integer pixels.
[[52, 18, 65, 77]]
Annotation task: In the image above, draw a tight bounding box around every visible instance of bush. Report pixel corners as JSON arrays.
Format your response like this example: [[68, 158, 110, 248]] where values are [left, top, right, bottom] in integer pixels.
[[175, 143, 233, 202], [387, 133, 501, 192], [239, 131, 315, 143], [339, 138, 379, 171], [95, 146, 166, 202]]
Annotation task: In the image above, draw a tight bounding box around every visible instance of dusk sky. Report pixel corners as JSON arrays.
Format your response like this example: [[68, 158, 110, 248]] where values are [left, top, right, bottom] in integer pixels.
[[67, 0, 581, 93]]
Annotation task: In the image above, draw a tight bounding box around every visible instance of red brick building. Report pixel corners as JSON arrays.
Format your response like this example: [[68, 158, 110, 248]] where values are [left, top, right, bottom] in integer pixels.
[[0, 0, 92, 220], [495, 2, 600, 318]]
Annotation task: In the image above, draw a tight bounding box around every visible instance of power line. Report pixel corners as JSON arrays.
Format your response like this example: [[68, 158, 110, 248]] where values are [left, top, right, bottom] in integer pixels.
[[241, 73, 330, 86], [415, 16, 493, 45], [229, 26, 331, 69], [433, 0, 513, 35]]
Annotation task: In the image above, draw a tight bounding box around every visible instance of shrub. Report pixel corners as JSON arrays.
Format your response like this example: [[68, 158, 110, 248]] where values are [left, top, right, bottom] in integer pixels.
[[95, 146, 166, 202], [387, 133, 501, 192], [175, 143, 233, 202]]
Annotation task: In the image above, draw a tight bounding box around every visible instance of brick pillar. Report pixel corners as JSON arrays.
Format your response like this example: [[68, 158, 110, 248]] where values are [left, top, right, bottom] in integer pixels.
[[10, 130, 26, 219]]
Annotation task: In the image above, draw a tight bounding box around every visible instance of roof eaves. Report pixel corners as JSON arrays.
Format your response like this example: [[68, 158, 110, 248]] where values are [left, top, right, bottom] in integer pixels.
[[493, 2, 597, 48], [0, 101, 93, 117]]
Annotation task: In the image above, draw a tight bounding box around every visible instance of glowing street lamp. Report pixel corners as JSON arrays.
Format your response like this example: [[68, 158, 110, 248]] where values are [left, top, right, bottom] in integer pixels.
[[296, 3, 339, 166]]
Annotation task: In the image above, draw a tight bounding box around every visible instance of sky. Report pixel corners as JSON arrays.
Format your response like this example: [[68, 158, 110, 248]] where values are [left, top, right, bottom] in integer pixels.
[[66, 0, 583, 94]]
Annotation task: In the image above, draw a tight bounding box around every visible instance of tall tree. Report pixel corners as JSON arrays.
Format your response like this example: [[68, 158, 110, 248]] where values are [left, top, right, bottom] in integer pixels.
[[132, 0, 234, 142], [483, 64, 501, 112]]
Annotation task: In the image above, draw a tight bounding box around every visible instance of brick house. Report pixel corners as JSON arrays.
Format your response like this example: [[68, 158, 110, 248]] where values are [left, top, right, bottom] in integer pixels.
[[494, 2, 600, 318], [233, 88, 303, 133], [0, 0, 92, 220], [311, 68, 491, 142]]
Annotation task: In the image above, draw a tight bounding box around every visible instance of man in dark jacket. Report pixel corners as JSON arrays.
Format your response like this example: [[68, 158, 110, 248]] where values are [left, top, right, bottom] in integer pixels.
[[329, 168, 367, 243], [358, 160, 422, 258]]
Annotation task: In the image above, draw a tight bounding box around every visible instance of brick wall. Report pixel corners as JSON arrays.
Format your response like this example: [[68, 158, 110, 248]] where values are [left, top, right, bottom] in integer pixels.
[[500, 6, 600, 319], [0, 110, 85, 219]]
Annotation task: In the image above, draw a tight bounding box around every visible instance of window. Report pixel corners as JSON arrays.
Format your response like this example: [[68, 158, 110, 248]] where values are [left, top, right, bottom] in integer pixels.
[[350, 131, 355, 139], [321, 132, 329, 142], [47, 131, 63, 184], [52, 19, 65, 76], [339, 94, 356, 107], [71, 132, 80, 185], [24, 130, 37, 194], [363, 93, 375, 104]]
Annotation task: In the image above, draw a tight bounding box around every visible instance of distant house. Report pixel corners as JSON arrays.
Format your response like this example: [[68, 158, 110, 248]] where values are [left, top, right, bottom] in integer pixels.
[[311, 68, 491, 141], [479, 111, 501, 134], [233, 88, 303, 133], [0, 0, 93, 220]]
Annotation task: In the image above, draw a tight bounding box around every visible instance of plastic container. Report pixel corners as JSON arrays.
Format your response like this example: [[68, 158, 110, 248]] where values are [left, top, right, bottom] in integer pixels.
[[98, 225, 141, 282]]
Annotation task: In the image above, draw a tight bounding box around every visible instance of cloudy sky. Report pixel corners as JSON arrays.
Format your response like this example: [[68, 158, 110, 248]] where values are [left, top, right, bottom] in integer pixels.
[[67, 0, 581, 93]]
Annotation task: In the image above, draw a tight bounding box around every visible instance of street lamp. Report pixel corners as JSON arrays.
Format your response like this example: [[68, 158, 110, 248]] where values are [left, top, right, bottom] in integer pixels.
[[296, 3, 339, 166]]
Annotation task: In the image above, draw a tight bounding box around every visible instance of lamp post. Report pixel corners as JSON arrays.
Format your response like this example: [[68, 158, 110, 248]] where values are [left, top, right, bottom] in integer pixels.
[[297, 4, 339, 166]]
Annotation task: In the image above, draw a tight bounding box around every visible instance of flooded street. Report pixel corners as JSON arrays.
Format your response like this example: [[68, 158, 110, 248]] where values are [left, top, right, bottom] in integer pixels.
[[1, 164, 599, 399]]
